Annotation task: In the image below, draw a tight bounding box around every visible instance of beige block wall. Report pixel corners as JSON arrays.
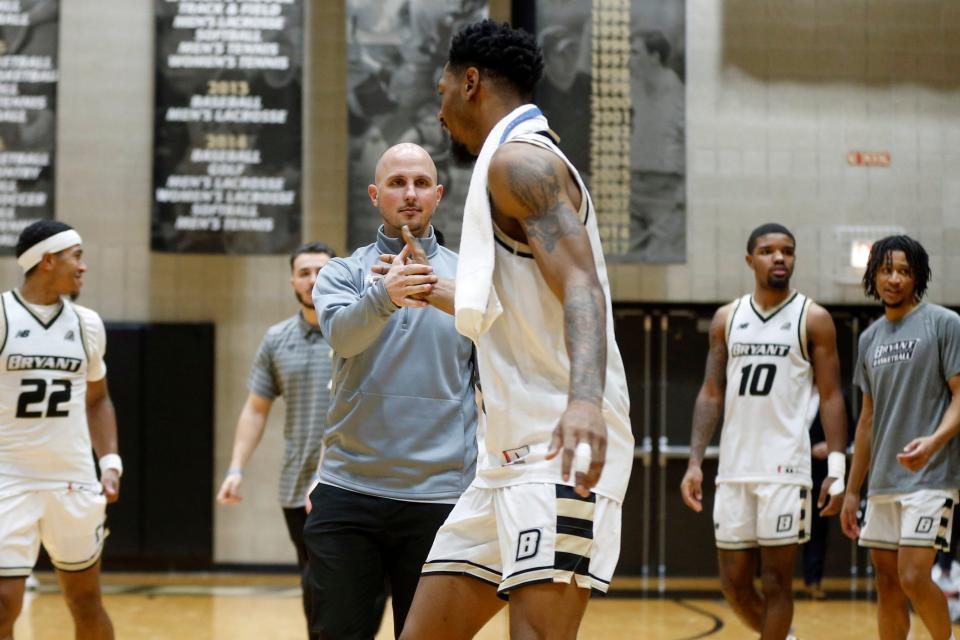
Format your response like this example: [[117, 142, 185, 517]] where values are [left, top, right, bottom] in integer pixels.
[[34, 0, 960, 564], [610, 0, 960, 304]]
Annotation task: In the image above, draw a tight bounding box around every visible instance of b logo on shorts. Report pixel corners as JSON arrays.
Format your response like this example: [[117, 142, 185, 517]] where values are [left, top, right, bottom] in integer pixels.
[[516, 529, 541, 561], [916, 517, 934, 534], [776, 514, 793, 533]]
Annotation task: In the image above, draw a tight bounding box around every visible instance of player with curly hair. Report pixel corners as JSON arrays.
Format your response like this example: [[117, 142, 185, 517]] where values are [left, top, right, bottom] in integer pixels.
[[398, 20, 634, 640], [842, 235, 960, 640]]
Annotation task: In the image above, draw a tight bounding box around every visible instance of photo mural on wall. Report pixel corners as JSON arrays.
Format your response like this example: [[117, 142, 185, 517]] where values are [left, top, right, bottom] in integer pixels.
[[152, 0, 303, 254], [0, 0, 58, 254], [534, 0, 686, 263], [346, 0, 487, 251]]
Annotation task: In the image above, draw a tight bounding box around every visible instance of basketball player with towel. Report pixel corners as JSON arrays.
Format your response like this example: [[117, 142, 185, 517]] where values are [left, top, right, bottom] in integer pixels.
[[681, 223, 848, 640], [841, 235, 960, 640], [0, 220, 120, 639], [395, 20, 634, 640]]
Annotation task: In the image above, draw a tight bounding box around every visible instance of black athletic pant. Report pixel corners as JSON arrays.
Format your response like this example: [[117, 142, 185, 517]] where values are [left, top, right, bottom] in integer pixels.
[[283, 506, 320, 640], [304, 483, 454, 640]]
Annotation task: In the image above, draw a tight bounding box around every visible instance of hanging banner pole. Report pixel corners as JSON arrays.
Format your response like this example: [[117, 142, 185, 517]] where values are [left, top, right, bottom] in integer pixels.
[[534, 0, 687, 263]]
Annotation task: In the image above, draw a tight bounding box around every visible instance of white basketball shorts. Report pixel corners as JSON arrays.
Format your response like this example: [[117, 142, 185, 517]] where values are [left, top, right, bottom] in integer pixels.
[[713, 482, 811, 550], [859, 489, 957, 551], [0, 486, 107, 577], [422, 482, 622, 597]]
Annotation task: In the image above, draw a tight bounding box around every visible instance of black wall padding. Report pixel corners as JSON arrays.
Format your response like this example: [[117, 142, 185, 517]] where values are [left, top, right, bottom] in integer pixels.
[[102, 322, 215, 570]]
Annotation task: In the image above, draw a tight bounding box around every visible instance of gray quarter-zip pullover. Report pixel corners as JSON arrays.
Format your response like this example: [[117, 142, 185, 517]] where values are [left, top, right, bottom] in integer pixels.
[[313, 226, 478, 502]]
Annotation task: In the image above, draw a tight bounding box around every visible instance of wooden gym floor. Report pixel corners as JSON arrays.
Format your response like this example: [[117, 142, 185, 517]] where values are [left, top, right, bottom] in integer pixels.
[[12, 573, 957, 639]]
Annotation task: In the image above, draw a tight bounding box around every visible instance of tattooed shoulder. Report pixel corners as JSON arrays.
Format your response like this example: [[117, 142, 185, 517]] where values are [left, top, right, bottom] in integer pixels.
[[491, 146, 583, 253]]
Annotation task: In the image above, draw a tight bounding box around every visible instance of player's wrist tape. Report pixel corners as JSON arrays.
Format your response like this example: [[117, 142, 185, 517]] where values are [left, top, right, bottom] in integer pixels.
[[572, 442, 593, 476], [98, 453, 123, 477], [226, 468, 242, 478], [827, 451, 845, 495]]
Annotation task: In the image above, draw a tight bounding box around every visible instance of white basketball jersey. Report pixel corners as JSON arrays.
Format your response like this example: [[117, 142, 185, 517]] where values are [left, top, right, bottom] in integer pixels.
[[717, 292, 819, 487], [0, 290, 98, 490], [472, 132, 634, 503]]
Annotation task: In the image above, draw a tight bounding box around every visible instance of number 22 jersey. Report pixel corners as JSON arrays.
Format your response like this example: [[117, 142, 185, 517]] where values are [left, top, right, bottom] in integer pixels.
[[717, 291, 819, 487], [0, 289, 107, 494]]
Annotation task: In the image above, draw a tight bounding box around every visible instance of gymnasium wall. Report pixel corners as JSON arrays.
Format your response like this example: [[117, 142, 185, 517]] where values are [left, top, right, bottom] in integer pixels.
[[14, 0, 513, 565], [10, 1, 957, 565], [612, 0, 960, 304]]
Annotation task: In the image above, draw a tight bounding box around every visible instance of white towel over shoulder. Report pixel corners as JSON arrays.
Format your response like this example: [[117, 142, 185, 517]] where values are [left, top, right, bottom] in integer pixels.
[[454, 104, 550, 342]]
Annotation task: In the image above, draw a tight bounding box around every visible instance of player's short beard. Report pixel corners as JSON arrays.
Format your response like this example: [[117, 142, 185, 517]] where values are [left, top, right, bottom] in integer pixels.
[[446, 132, 477, 167], [766, 274, 790, 290]]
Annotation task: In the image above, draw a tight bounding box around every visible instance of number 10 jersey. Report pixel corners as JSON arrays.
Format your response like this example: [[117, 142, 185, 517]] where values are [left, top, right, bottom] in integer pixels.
[[717, 291, 819, 487], [0, 289, 105, 493]]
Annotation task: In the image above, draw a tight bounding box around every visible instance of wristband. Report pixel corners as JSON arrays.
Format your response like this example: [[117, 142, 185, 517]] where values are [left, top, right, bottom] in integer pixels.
[[827, 451, 845, 496], [98, 453, 123, 478], [226, 468, 243, 478]]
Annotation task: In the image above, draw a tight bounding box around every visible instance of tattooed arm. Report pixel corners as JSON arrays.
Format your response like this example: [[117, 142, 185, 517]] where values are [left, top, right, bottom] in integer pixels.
[[487, 142, 606, 498], [680, 305, 730, 513]]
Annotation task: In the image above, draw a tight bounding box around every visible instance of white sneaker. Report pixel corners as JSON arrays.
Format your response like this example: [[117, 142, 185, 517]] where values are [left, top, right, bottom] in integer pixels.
[[25, 574, 38, 591], [948, 597, 960, 623], [936, 573, 959, 596]]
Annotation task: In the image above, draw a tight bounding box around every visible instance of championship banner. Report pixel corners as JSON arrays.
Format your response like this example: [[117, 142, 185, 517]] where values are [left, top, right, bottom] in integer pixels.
[[535, 0, 686, 263], [152, 0, 303, 254], [0, 0, 58, 254], [346, 0, 487, 251]]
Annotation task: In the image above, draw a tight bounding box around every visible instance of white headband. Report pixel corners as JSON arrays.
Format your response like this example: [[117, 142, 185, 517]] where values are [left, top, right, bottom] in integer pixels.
[[16, 229, 83, 272]]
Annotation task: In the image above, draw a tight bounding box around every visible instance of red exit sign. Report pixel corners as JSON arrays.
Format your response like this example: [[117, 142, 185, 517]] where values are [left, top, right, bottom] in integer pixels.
[[847, 151, 891, 167]]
